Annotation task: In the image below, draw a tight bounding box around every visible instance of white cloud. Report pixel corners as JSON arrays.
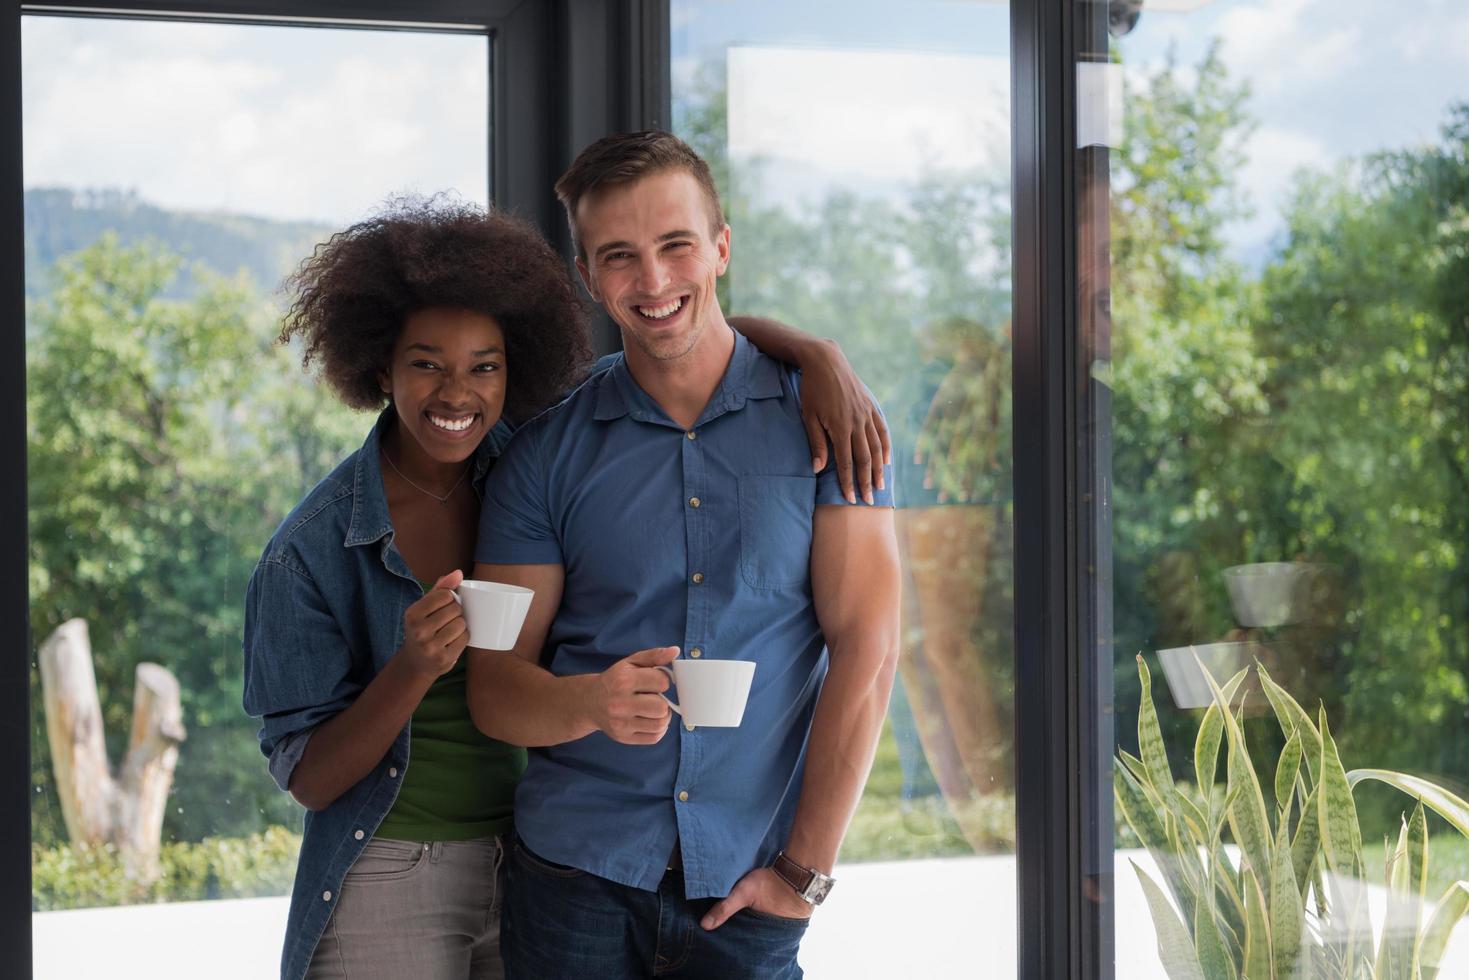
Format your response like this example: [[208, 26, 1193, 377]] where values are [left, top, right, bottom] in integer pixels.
[[1227, 124, 1330, 256], [1215, 0, 1362, 94], [21, 17, 488, 225], [1455, 14, 1469, 58], [727, 45, 1009, 194]]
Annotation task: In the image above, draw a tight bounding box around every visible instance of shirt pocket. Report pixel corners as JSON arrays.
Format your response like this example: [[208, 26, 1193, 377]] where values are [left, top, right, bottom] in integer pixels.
[[738, 475, 816, 591]]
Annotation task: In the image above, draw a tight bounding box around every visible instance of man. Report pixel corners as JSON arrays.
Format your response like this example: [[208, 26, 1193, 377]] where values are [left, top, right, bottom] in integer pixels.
[[466, 130, 900, 979]]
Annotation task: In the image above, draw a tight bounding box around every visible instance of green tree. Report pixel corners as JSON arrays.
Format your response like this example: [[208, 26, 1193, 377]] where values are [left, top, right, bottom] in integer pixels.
[[1257, 105, 1469, 798], [28, 235, 360, 845], [1106, 44, 1276, 760]]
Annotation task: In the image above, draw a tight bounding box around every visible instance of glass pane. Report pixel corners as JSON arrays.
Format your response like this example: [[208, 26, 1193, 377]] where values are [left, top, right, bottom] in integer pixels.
[[24, 16, 487, 978], [672, 2, 1015, 974], [1093, 1, 1469, 975]]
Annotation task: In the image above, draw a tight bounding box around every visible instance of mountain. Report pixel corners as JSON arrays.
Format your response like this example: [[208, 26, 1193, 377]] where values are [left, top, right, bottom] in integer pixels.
[[23, 187, 335, 300]]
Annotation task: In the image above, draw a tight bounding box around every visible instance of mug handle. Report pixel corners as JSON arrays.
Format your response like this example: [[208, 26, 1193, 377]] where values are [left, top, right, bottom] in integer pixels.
[[656, 664, 682, 716]]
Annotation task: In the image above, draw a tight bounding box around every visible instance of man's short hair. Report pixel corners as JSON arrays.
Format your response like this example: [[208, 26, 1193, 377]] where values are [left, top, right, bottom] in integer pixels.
[[555, 130, 725, 260]]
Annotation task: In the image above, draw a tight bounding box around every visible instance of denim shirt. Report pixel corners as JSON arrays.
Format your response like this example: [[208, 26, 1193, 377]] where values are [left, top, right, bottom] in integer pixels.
[[477, 334, 895, 897], [241, 410, 509, 980]]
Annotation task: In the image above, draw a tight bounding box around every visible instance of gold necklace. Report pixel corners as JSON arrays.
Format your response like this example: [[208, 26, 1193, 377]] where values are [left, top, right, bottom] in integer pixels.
[[382, 449, 471, 505]]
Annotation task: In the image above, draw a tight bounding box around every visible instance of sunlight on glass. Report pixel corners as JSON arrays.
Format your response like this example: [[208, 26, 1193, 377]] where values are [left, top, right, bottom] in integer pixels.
[[675, 1, 1015, 974], [1100, 0, 1469, 975], [24, 15, 487, 980]]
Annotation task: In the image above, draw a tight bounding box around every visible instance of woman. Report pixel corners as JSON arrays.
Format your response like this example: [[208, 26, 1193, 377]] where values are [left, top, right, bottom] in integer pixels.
[[242, 197, 887, 980]]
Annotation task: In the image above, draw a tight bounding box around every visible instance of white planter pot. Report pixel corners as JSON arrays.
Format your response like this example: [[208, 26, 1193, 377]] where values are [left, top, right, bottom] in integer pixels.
[[1156, 642, 1265, 710], [1223, 562, 1311, 628]]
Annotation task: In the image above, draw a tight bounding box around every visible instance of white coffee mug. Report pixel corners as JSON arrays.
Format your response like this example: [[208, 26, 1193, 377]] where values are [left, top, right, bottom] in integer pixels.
[[657, 659, 756, 729], [451, 580, 534, 651]]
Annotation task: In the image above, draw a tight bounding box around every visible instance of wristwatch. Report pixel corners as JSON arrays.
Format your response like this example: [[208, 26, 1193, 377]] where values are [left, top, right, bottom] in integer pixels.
[[770, 851, 836, 906]]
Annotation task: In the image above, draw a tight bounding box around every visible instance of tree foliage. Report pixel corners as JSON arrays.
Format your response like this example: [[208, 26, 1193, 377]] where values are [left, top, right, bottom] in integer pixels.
[[27, 235, 361, 845]]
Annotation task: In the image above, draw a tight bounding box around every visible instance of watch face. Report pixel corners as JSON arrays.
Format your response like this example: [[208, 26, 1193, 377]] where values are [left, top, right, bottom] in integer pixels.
[[806, 875, 834, 905]]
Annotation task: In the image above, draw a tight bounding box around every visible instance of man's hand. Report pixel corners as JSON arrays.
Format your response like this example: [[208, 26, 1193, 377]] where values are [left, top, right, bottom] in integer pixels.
[[700, 866, 815, 930], [798, 339, 891, 505], [398, 570, 469, 679], [577, 645, 680, 744]]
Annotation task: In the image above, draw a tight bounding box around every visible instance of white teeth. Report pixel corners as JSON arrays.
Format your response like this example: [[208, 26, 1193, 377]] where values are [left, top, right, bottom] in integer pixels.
[[638, 297, 684, 320], [429, 413, 474, 432]]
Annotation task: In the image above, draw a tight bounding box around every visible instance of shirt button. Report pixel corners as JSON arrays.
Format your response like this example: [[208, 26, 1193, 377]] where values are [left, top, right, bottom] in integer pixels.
[[389, 767, 399, 778], [686, 430, 697, 440], [322, 891, 332, 902], [354, 830, 365, 840], [678, 791, 689, 802], [689, 647, 702, 658], [691, 572, 704, 584], [685, 722, 696, 731], [689, 496, 701, 508]]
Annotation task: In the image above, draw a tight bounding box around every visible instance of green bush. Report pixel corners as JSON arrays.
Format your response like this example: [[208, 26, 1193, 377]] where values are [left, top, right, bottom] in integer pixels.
[[33, 826, 300, 911]]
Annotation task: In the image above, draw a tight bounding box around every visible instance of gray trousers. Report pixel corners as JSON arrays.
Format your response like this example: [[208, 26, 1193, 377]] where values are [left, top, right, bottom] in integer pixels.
[[305, 836, 506, 980]]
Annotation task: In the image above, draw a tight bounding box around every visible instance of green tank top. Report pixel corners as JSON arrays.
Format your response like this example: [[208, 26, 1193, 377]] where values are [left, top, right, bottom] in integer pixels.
[[375, 583, 526, 841]]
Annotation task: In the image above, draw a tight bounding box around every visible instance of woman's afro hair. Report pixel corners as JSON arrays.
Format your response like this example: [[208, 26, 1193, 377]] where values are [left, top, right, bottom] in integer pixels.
[[280, 194, 593, 424]]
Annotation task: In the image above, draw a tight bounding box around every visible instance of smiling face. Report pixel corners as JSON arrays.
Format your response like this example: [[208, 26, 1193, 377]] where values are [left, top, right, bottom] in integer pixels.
[[573, 169, 731, 365], [379, 306, 506, 469]]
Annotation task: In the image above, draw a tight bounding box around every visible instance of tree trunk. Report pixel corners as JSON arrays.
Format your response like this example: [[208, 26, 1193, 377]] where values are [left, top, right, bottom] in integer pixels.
[[895, 505, 1013, 851], [38, 618, 187, 884], [38, 620, 116, 845], [116, 663, 186, 881]]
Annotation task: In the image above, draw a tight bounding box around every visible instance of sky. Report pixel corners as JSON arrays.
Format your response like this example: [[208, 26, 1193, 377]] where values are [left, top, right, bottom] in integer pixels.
[[20, 2, 1469, 260], [672, 0, 1469, 263], [21, 16, 489, 226]]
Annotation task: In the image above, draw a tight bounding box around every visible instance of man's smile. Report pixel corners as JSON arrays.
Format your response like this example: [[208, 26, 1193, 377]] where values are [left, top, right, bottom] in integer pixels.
[[636, 295, 688, 320]]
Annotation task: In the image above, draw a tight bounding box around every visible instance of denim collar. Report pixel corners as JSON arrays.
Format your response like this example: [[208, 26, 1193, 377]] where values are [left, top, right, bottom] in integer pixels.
[[592, 331, 784, 427], [344, 409, 508, 548]]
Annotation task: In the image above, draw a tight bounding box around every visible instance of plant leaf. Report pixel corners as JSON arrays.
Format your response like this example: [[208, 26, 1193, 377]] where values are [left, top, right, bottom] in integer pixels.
[[1375, 817, 1413, 980], [1291, 786, 1321, 904], [1317, 708, 1372, 971], [1196, 667, 1250, 806], [1195, 876, 1240, 980], [1176, 791, 1213, 851], [1407, 801, 1429, 973], [1270, 819, 1303, 980], [1118, 765, 1200, 927], [1317, 709, 1363, 880], [1242, 868, 1273, 980], [1138, 655, 1179, 812], [1198, 658, 1274, 889], [1258, 665, 1322, 787], [1275, 731, 1302, 825], [1347, 769, 1469, 839], [1416, 880, 1469, 980], [1121, 748, 1152, 789], [1118, 764, 1169, 850], [1134, 861, 1208, 980]]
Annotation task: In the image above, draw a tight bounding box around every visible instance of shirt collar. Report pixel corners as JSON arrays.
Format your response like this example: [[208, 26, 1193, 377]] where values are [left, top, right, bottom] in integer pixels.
[[344, 409, 509, 548], [592, 331, 785, 426]]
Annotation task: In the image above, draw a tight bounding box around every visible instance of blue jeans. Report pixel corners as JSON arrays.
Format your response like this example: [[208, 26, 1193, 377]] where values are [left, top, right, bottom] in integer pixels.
[[502, 837, 807, 979]]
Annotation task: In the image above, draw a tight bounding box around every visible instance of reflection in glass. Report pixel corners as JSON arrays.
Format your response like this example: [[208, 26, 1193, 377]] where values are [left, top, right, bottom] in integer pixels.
[[673, 2, 1015, 974], [1097, 1, 1469, 975], [24, 15, 487, 978]]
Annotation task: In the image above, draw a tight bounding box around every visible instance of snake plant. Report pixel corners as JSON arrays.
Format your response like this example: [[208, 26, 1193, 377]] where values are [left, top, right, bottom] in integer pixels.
[[1117, 654, 1469, 979]]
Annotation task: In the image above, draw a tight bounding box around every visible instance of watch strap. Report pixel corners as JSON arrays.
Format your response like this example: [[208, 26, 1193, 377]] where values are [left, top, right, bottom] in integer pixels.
[[770, 851, 834, 905]]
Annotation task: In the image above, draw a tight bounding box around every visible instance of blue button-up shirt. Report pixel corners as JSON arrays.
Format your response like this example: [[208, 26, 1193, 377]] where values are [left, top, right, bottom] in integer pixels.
[[477, 332, 894, 898], [242, 411, 510, 980]]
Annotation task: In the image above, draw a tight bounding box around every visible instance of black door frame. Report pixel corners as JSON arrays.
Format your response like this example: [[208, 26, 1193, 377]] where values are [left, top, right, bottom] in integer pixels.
[[3, 1, 1103, 977]]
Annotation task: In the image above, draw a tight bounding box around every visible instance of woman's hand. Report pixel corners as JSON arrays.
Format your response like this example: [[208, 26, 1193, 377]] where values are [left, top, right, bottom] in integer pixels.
[[798, 339, 891, 504], [399, 569, 469, 679]]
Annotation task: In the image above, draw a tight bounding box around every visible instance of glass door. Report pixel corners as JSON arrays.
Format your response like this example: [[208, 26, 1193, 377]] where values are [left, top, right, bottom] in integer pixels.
[[23, 15, 489, 978], [1093, 0, 1469, 975], [672, 2, 1017, 974]]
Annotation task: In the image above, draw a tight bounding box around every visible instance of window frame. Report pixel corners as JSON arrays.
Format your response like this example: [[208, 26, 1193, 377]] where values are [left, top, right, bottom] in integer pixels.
[[3, 1, 1107, 977]]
